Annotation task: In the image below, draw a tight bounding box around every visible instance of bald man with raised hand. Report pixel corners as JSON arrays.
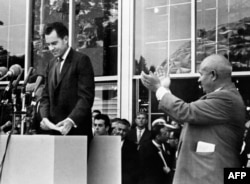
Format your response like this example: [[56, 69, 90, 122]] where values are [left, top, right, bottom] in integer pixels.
[[141, 54, 246, 184]]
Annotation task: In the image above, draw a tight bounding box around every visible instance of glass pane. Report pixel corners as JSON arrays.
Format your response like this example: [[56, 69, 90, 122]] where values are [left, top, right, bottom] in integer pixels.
[[196, 0, 250, 72], [93, 82, 118, 119], [0, 0, 26, 72], [75, 0, 118, 76], [170, 4, 191, 40], [31, 0, 69, 77], [134, 0, 192, 75]]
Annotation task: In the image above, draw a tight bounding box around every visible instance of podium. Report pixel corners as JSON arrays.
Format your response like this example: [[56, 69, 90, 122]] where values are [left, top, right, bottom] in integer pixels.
[[0, 135, 87, 184], [88, 136, 121, 184], [0, 135, 121, 184]]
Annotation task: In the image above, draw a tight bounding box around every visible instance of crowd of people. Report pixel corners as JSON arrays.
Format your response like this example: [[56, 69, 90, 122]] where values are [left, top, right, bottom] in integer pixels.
[[91, 109, 250, 184], [91, 110, 181, 184]]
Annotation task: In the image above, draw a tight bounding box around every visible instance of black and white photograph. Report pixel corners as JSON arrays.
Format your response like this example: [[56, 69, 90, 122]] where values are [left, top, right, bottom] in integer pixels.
[[1, 0, 250, 184]]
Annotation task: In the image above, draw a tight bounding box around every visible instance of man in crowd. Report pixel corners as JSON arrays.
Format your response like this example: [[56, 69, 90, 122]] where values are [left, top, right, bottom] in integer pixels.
[[141, 54, 246, 184], [93, 113, 111, 136], [127, 112, 151, 149], [139, 124, 175, 184], [114, 119, 139, 184], [92, 109, 101, 134], [39, 22, 95, 139]]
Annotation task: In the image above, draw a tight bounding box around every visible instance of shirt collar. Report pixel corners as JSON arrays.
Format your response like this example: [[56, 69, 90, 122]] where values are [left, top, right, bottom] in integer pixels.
[[136, 127, 145, 132], [152, 140, 165, 151], [61, 47, 71, 60], [152, 140, 161, 148], [214, 87, 223, 92]]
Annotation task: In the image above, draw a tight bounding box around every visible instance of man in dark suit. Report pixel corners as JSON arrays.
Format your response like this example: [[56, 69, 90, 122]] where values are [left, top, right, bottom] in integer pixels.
[[114, 118, 139, 184], [141, 54, 246, 184], [126, 112, 151, 149], [39, 22, 95, 138], [139, 124, 175, 184]]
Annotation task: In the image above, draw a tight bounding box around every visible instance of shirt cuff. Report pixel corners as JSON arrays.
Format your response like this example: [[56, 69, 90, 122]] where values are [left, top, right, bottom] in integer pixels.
[[247, 154, 250, 159], [66, 118, 77, 128], [156, 86, 171, 101]]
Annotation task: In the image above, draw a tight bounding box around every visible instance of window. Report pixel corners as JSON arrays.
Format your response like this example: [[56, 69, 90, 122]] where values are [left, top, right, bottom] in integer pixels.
[[134, 0, 250, 125], [93, 82, 118, 119], [74, 0, 118, 76], [0, 0, 26, 72], [134, 0, 192, 75], [196, 0, 250, 72]]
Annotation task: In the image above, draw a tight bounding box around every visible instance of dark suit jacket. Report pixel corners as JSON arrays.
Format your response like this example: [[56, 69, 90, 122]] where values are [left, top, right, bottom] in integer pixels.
[[122, 139, 139, 184], [126, 128, 151, 148], [159, 83, 245, 184], [40, 48, 95, 136], [139, 141, 173, 184]]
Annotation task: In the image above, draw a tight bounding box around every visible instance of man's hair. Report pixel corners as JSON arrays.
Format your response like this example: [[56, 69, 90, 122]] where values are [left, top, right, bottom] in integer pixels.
[[151, 124, 165, 139], [45, 22, 68, 39], [136, 111, 148, 119], [114, 118, 131, 128], [93, 109, 101, 114], [94, 114, 111, 128]]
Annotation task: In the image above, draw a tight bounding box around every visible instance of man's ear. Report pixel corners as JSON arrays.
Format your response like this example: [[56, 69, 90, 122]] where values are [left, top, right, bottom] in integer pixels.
[[211, 70, 218, 81], [155, 134, 160, 140], [63, 35, 69, 43]]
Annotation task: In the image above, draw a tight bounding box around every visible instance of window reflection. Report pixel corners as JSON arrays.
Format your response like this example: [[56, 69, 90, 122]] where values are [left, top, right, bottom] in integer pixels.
[[134, 0, 192, 75], [0, 0, 26, 71], [32, 0, 69, 76], [75, 0, 118, 76], [196, 0, 250, 71]]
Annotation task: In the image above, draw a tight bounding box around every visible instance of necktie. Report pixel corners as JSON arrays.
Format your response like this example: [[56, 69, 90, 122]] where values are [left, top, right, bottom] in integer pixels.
[[55, 57, 63, 84], [138, 130, 142, 142]]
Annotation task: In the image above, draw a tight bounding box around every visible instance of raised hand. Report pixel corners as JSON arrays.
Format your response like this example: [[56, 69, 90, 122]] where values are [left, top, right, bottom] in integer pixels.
[[155, 65, 171, 89], [141, 71, 161, 92]]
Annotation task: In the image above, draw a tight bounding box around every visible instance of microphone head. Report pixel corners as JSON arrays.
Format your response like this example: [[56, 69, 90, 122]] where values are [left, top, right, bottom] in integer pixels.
[[8, 64, 22, 77], [0, 66, 8, 77]]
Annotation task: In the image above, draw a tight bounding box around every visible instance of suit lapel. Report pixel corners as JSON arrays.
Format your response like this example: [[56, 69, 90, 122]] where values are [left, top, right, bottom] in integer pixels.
[[51, 58, 58, 88], [56, 49, 73, 86], [140, 129, 150, 143]]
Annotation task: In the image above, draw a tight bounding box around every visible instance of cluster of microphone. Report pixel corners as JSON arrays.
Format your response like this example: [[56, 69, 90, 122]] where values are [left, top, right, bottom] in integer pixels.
[[0, 64, 43, 134]]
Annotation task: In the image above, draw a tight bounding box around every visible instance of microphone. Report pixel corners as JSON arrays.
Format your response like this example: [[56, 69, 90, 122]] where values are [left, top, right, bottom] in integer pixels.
[[0, 67, 8, 77], [0, 121, 12, 131], [6, 64, 22, 78], [33, 76, 43, 93], [22, 67, 34, 92], [31, 76, 43, 106], [12, 68, 24, 90]]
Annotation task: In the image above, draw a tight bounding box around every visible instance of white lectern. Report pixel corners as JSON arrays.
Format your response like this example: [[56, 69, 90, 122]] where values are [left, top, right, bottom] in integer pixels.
[[0, 135, 87, 184]]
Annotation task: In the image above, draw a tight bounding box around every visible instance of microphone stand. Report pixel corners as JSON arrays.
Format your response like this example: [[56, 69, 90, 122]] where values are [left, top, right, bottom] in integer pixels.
[[10, 69, 24, 134], [20, 87, 26, 135]]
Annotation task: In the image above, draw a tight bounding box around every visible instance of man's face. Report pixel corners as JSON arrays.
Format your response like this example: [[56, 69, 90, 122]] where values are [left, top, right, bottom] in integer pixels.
[[45, 30, 68, 58], [158, 127, 170, 143], [115, 123, 128, 140], [94, 119, 108, 136], [135, 114, 147, 129]]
